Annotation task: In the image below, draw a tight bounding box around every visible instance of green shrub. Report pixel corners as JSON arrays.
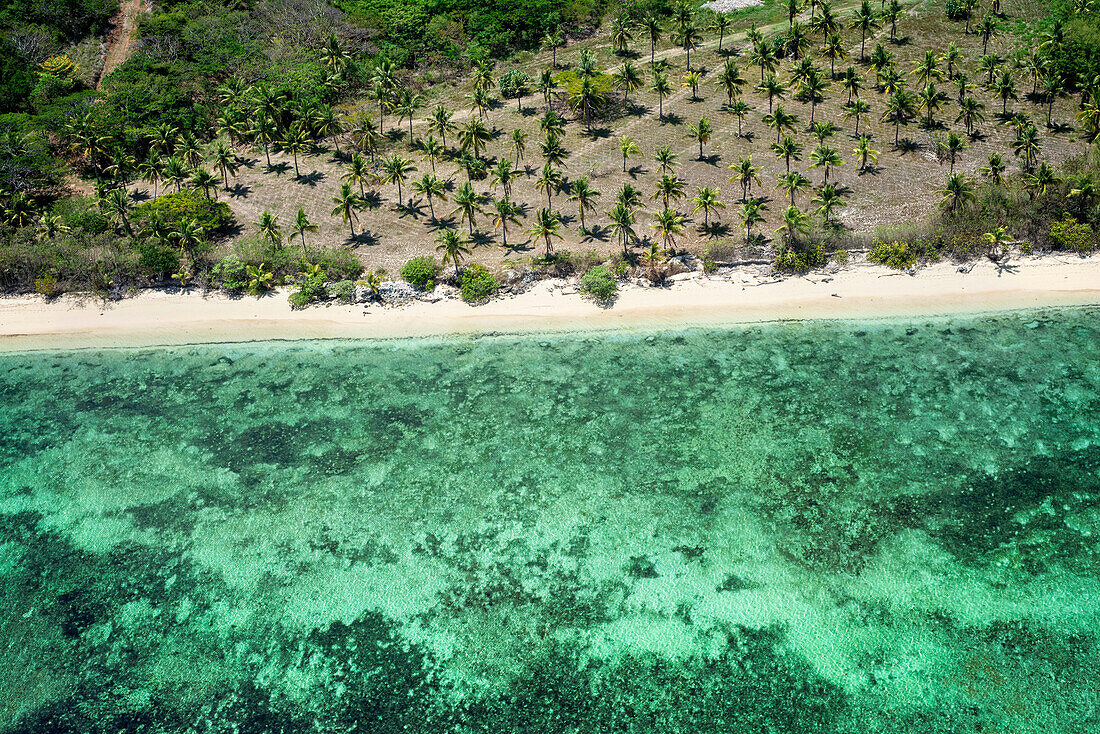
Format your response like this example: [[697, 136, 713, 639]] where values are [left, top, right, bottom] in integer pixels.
[[774, 244, 827, 273], [133, 190, 232, 233], [1049, 216, 1095, 253], [458, 262, 498, 303], [212, 255, 248, 290], [289, 272, 327, 309], [137, 241, 180, 275], [868, 240, 917, 269], [330, 279, 355, 302], [400, 255, 441, 290], [311, 247, 363, 280], [944, 0, 969, 20], [579, 265, 618, 303]]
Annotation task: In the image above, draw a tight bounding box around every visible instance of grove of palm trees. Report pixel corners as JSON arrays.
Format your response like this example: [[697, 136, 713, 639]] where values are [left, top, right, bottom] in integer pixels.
[[1, 0, 1098, 302]]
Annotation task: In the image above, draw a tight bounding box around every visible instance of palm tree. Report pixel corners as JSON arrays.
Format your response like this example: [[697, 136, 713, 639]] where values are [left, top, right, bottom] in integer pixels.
[[540, 133, 569, 167], [641, 13, 662, 66], [729, 156, 762, 200], [911, 50, 942, 89], [412, 136, 444, 172], [882, 0, 903, 42], [538, 69, 559, 108], [570, 76, 607, 131], [979, 152, 1006, 186], [651, 72, 672, 121], [956, 96, 986, 136], [739, 198, 766, 243], [777, 171, 812, 206], [138, 154, 163, 199], [757, 74, 787, 113], [451, 181, 484, 234], [652, 207, 685, 249], [412, 173, 448, 221], [812, 183, 846, 224], [490, 160, 518, 196], [763, 104, 799, 143], [435, 229, 472, 276], [821, 33, 847, 78], [190, 168, 219, 200], [617, 182, 644, 212], [749, 40, 778, 83], [312, 104, 344, 153], [993, 69, 1018, 116], [210, 143, 239, 190], [510, 128, 529, 165], [172, 219, 204, 264], [978, 54, 1001, 87], [1024, 161, 1060, 199], [491, 197, 523, 249], [777, 205, 810, 247], [844, 98, 871, 135], [917, 81, 947, 128], [535, 163, 564, 210], [614, 61, 645, 106], [842, 66, 864, 105], [162, 156, 188, 193], [381, 153, 416, 206], [331, 183, 362, 237], [1013, 124, 1042, 173], [178, 133, 203, 168], [281, 123, 311, 178], [712, 13, 733, 52], [619, 136, 641, 172], [850, 0, 879, 61], [676, 23, 700, 71], [978, 14, 999, 55], [349, 114, 381, 161], [853, 135, 879, 172], [939, 172, 974, 213], [682, 70, 704, 101], [685, 117, 713, 159], [102, 188, 133, 235], [944, 131, 968, 173], [568, 177, 600, 231], [527, 207, 563, 257], [654, 145, 679, 174], [772, 135, 803, 172], [984, 226, 1011, 258], [608, 202, 637, 256], [690, 186, 725, 228], [1068, 172, 1098, 214], [290, 208, 317, 255], [1078, 103, 1100, 142], [257, 210, 282, 245], [785, 0, 801, 28], [458, 119, 491, 157], [457, 152, 487, 182], [715, 58, 747, 107], [541, 29, 564, 69], [882, 87, 917, 146], [1041, 72, 1064, 128], [344, 152, 371, 197], [729, 99, 751, 136], [809, 144, 843, 185], [799, 69, 830, 123], [653, 173, 686, 208], [539, 110, 566, 139], [430, 105, 456, 148]]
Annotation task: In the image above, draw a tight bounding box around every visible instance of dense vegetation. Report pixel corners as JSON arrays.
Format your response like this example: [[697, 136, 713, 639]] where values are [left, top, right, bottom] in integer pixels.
[[1, 0, 1100, 303]]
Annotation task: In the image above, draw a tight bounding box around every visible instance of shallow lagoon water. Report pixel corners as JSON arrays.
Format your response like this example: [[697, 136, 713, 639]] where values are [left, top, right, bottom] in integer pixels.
[[1, 309, 1099, 732]]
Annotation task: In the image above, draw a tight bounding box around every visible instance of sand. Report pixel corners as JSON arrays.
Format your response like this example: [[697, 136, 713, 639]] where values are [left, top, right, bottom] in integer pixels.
[[0, 256, 1098, 352]]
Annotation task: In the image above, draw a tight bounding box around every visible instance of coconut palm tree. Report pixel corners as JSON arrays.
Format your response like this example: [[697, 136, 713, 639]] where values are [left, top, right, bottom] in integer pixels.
[[538, 69, 559, 108], [190, 168, 219, 200], [1068, 172, 1098, 214], [939, 172, 975, 213], [799, 68, 830, 123], [772, 135, 803, 173], [853, 135, 879, 172], [344, 152, 371, 197], [311, 104, 344, 153], [778, 171, 813, 206], [171, 218, 204, 264], [653, 173, 686, 209], [1024, 161, 1060, 199], [614, 61, 645, 106], [1013, 124, 1042, 173], [491, 197, 523, 249], [715, 58, 747, 107], [619, 136, 641, 172], [763, 104, 799, 143], [540, 133, 569, 167], [821, 33, 847, 78], [685, 117, 713, 159], [979, 152, 1006, 186], [983, 226, 1011, 258], [568, 177, 601, 231], [415, 135, 446, 171], [676, 23, 700, 71], [993, 69, 1018, 116], [281, 123, 311, 178], [882, 87, 917, 146], [177, 134, 203, 169], [381, 153, 416, 206], [712, 13, 733, 52], [690, 186, 725, 228], [412, 173, 448, 221], [777, 205, 810, 247], [682, 70, 704, 101], [348, 114, 381, 161], [535, 163, 564, 210], [956, 96, 986, 136], [842, 66, 863, 105], [102, 188, 134, 235], [290, 208, 317, 255], [757, 74, 788, 113], [911, 50, 943, 89], [749, 39, 778, 83], [652, 207, 685, 249], [843, 98, 871, 135], [641, 13, 662, 66], [138, 154, 163, 199], [739, 198, 766, 243], [730, 156, 762, 200], [490, 160, 518, 196], [429, 105, 456, 149], [809, 144, 843, 185], [458, 119, 491, 157], [812, 184, 846, 224], [257, 210, 282, 245], [651, 72, 672, 121], [330, 183, 362, 237], [882, 0, 903, 42], [654, 145, 679, 174], [729, 99, 751, 136], [210, 143, 239, 190], [917, 81, 948, 127], [943, 131, 968, 173], [617, 182, 644, 212], [510, 128, 529, 165], [527, 207, 563, 257], [539, 110, 566, 139], [608, 202, 637, 256], [450, 181, 484, 234], [435, 228, 472, 276], [850, 0, 880, 61], [978, 14, 998, 55]]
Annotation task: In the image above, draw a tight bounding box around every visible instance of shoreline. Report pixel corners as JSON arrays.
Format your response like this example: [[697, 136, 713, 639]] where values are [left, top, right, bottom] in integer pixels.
[[1, 256, 1099, 352]]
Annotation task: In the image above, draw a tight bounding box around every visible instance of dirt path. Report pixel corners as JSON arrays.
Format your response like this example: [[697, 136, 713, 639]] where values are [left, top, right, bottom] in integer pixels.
[[98, 0, 149, 88]]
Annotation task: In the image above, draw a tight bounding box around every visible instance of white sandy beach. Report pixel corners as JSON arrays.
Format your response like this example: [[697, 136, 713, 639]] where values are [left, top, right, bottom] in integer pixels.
[[0, 256, 1098, 351]]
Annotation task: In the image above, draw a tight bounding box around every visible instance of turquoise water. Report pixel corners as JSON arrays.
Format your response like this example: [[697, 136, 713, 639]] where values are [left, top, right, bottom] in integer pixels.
[[1, 310, 1099, 732]]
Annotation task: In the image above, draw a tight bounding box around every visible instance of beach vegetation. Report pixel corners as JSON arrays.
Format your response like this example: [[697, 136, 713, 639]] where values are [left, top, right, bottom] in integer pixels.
[[774, 244, 826, 273], [579, 264, 618, 304], [401, 256, 442, 290], [1048, 216, 1095, 253], [868, 240, 918, 269], [457, 262, 498, 303]]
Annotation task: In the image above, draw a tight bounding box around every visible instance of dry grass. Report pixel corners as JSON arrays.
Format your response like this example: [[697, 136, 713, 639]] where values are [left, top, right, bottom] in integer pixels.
[[138, 0, 1085, 273]]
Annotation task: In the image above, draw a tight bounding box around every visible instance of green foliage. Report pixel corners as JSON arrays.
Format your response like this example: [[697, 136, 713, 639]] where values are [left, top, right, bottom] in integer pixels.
[[1051, 16, 1100, 88], [400, 255, 441, 290], [310, 247, 363, 281], [137, 241, 180, 274], [0, 41, 35, 113], [330, 279, 356, 302], [289, 272, 327, 309], [458, 262, 498, 303], [51, 196, 108, 233], [775, 245, 827, 273], [133, 190, 232, 233], [212, 255, 248, 290], [943, 0, 969, 21], [868, 240, 918, 269], [1049, 216, 1095, 252], [579, 264, 618, 303]]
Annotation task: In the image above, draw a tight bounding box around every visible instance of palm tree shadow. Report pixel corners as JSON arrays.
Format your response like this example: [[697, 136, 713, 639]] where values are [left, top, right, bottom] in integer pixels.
[[427, 215, 458, 232], [662, 113, 684, 126], [267, 162, 291, 176], [350, 230, 380, 248], [1050, 121, 1074, 134], [856, 165, 882, 177], [470, 230, 494, 247], [131, 188, 151, 202], [698, 153, 721, 167], [361, 191, 383, 209], [586, 126, 613, 140], [228, 183, 252, 199], [968, 130, 988, 142], [627, 164, 650, 179], [704, 221, 731, 238], [582, 224, 611, 242], [896, 138, 921, 154], [401, 199, 427, 219], [297, 171, 326, 187]]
